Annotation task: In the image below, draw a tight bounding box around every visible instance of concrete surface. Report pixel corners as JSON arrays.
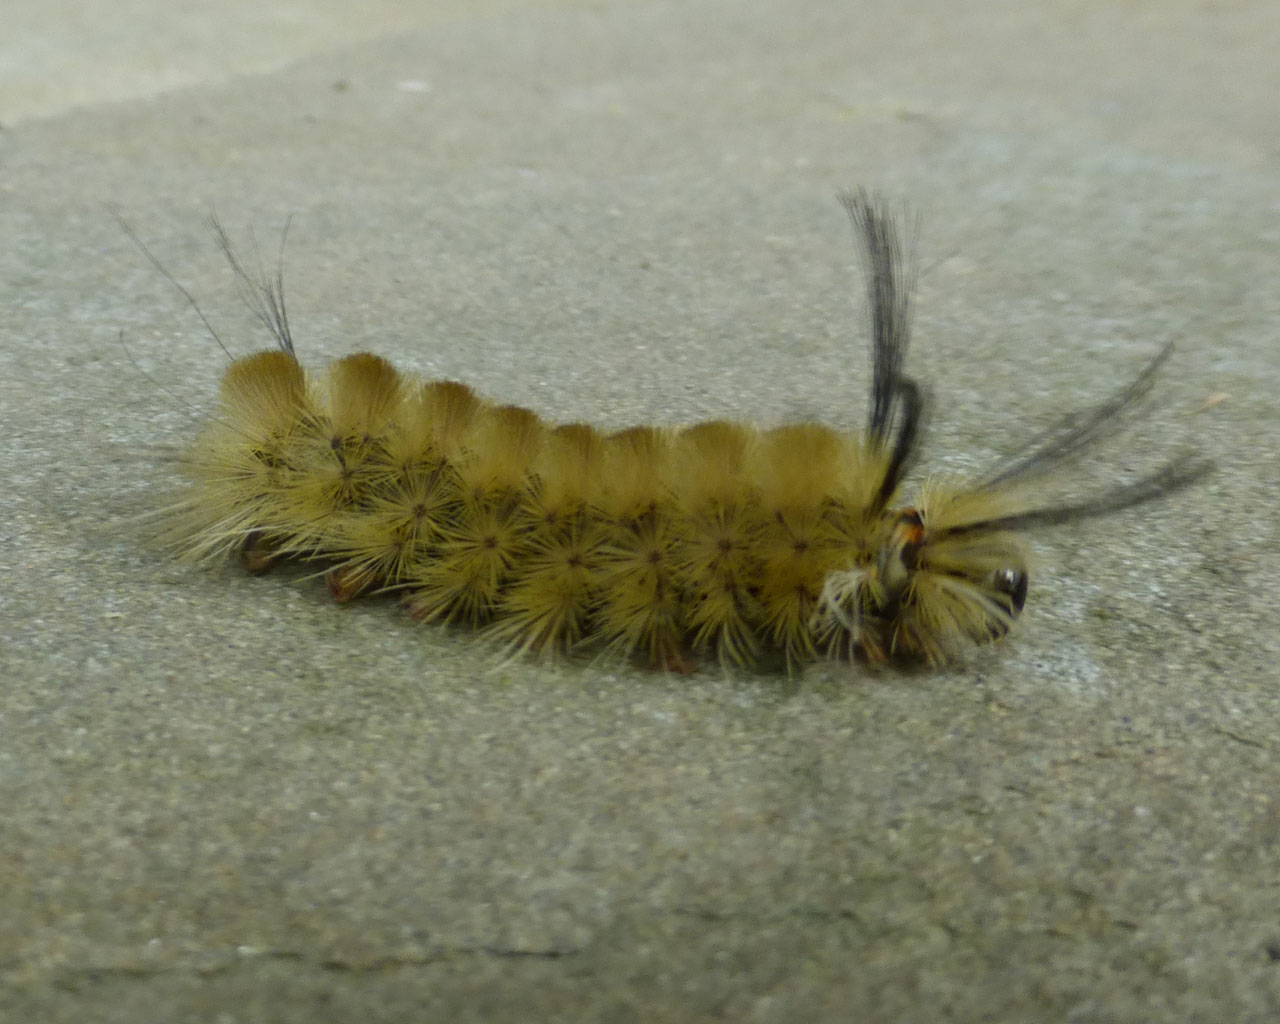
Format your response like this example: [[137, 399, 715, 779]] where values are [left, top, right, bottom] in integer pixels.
[[2, 1, 1278, 1021]]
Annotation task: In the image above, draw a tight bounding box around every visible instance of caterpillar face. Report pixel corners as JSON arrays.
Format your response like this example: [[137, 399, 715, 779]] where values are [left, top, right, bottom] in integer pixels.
[[814, 502, 1030, 665]]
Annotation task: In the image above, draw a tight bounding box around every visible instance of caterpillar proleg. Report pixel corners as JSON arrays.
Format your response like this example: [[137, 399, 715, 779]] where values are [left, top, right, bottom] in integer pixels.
[[141, 193, 1209, 671]]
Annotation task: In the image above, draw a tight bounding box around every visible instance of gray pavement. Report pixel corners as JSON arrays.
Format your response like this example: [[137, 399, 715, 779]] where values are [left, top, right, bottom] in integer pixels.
[[3, 2, 1278, 1021]]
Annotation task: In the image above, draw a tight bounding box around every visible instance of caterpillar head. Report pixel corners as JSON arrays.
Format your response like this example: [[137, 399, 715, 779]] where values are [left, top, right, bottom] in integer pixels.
[[815, 489, 1031, 665]]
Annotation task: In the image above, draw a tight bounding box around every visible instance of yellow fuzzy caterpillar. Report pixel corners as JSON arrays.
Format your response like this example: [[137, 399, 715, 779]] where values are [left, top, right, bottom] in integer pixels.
[[143, 193, 1209, 671]]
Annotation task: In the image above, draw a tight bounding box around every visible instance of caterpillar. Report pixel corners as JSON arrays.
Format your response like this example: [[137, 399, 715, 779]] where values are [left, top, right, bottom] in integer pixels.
[[136, 192, 1209, 672]]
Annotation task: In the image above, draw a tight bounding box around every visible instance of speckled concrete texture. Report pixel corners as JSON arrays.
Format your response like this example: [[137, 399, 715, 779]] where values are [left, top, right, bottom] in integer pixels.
[[2, 2, 1278, 1021]]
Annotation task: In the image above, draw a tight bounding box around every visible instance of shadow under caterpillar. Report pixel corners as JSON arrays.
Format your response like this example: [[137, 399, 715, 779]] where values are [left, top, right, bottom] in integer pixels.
[[130, 192, 1210, 672]]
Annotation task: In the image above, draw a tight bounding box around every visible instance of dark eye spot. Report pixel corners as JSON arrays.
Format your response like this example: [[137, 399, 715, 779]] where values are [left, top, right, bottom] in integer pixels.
[[993, 568, 1029, 614]]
